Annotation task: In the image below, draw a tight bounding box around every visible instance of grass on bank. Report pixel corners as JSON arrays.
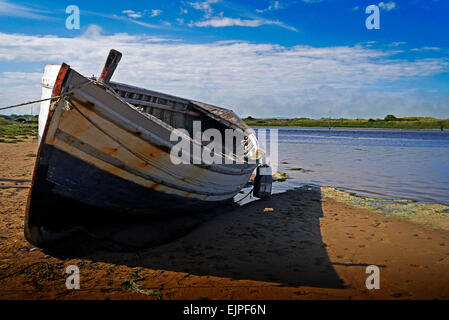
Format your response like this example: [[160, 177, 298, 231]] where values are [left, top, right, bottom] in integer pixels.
[[0, 117, 38, 143], [244, 115, 449, 130]]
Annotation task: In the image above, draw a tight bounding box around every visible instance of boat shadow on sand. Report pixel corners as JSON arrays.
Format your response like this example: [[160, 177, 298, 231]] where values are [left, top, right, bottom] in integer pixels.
[[45, 187, 346, 289]]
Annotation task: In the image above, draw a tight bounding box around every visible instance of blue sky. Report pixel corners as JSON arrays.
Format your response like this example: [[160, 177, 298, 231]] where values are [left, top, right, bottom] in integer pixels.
[[0, 0, 448, 118]]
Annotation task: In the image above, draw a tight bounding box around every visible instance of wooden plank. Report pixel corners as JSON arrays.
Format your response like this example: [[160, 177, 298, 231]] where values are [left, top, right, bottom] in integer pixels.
[[125, 98, 200, 116], [109, 81, 189, 105]]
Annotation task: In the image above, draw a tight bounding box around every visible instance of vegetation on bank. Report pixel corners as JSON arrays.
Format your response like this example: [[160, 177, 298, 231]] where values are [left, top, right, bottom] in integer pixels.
[[244, 115, 449, 130], [0, 116, 38, 143], [322, 187, 449, 231]]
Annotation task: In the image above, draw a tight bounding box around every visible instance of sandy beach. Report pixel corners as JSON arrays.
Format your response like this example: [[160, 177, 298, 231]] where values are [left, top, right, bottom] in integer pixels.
[[1, 139, 449, 300]]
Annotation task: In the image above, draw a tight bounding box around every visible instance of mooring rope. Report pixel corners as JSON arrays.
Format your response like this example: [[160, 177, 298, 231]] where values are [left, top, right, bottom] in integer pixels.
[[0, 79, 94, 112], [0, 96, 65, 111]]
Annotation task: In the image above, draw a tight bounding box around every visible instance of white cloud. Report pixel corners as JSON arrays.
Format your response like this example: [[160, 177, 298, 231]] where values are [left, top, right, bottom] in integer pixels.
[[0, 73, 42, 115], [256, 1, 282, 13], [89, 12, 169, 30], [186, 0, 295, 32], [82, 24, 104, 38], [150, 9, 162, 17], [0, 83, 42, 115], [0, 31, 448, 118], [121, 8, 162, 19], [354, 2, 396, 12], [389, 41, 407, 47], [122, 10, 142, 19], [379, 1, 397, 11], [411, 47, 441, 52], [128, 13, 143, 18], [190, 17, 297, 31], [0, 72, 42, 85], [188, 0, 220, 18]]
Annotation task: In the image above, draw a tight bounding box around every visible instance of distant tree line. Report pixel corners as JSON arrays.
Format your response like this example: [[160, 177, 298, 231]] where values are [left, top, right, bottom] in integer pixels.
[[243, 114, 448, 130]]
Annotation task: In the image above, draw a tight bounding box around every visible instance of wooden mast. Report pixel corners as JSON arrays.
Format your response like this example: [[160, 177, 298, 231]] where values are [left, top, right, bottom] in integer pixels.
[[98, 49, 122, 84]]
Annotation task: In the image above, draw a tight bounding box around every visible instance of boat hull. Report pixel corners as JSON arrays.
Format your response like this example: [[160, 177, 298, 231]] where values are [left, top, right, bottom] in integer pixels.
[[25, 65, 257, 246]]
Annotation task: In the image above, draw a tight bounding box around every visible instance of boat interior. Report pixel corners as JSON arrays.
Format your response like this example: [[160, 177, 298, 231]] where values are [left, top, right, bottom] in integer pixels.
[[108, 81, 255, 160]]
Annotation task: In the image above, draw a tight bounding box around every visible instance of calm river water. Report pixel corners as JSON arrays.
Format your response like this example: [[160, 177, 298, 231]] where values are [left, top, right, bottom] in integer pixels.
[[256, 128, 449, 205]]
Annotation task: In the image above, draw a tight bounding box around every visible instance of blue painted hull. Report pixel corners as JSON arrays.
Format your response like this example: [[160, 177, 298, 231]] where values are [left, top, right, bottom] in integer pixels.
[[26, 144, 225, 233]]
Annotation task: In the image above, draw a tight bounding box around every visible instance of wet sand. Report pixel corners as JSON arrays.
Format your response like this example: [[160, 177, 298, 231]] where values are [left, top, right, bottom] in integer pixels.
[[1, 139, 449, 300]]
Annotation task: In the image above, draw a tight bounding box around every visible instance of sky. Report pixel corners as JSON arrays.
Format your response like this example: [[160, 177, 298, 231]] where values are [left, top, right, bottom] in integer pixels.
[[0, 0, 448, 119]]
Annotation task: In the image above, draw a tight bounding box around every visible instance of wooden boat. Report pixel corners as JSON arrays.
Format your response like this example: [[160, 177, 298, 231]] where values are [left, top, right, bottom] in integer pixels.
[[25, 50, 265, 246]]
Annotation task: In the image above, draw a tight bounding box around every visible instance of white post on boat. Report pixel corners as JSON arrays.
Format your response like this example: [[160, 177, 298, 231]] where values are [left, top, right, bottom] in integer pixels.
[[38, 64, 62, 145], [98, 49, 122, 85]]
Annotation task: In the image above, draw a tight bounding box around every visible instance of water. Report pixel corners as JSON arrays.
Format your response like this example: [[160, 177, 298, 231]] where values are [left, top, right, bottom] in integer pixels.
[[258, 128, 449, 205]]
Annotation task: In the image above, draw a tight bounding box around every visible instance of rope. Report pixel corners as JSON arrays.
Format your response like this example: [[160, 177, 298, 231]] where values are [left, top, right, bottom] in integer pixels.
[[0, 96, 64, 111], [0, 79, 94, 112]]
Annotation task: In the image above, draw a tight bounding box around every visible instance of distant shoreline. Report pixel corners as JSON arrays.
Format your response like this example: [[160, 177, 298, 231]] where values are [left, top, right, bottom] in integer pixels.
[[244, 116, 449, 130]]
